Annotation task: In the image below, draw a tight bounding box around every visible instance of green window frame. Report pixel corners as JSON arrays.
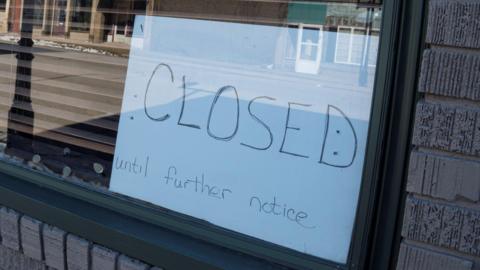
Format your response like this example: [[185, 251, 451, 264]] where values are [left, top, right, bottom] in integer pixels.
[[0, 0, 427, 269]]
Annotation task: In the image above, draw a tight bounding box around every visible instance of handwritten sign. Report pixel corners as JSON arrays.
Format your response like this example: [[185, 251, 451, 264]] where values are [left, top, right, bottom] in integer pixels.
[[110, 15, 378, 263]]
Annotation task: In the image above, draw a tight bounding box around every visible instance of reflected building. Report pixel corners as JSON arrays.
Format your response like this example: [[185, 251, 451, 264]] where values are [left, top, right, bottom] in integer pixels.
[[0, 0, 142, 43], [0, 0, 381, 71]]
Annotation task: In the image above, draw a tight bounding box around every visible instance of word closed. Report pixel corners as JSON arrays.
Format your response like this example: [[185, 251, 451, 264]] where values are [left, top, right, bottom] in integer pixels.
[[143, 63, 358, 168]]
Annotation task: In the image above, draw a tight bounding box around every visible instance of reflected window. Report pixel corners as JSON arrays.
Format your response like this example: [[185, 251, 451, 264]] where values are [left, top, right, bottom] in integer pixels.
[[335, 26, 380, 67], [296, 25, 323, 74], [71, 0, 92, 32], [32, 0, 44, 27]]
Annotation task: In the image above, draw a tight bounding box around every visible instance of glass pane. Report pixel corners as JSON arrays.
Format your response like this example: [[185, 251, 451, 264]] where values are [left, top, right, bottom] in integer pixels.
[[351, 29, 367, 64], [71, 0, 92, 31], [369, 29, 380, 66], [301, 27, 320, 43], [300, 43, 319, 60], [335, 27, 351, 63], [0, 0, 383, 265], [285, 26, 298, 60]]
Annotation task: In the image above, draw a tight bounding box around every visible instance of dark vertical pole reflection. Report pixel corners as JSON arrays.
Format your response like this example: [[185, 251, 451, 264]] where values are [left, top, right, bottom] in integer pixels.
[[359, 7, 373, 87], [6, 0, 35, 157]]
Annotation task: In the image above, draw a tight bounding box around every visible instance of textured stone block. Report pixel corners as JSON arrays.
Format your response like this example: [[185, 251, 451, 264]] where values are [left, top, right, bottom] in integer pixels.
[[118, 255, 149, 270], [419, 49, 480, 100], [472, 115, 480, 157], [402, 197, 480, 256], [396, 242, 472, 270], [0, 245, 46, 270], [91, 245, 118, 270], [458, 210, 480, 255], [20, 216, 43, 260], [42, 225, 66, 270], [412, 101, 480, 156], [412, 102, 435, 147], [440, 205, 463, 250], [0, 207, 21, 251], [401, 195, 422, 241], [426, 0, 480, 49], [419, 201, 443, 244], [66, 234, 89, 270], [407, 151, 480, 202], [451, 109, 477, 152], [431, 104, 456, 150]]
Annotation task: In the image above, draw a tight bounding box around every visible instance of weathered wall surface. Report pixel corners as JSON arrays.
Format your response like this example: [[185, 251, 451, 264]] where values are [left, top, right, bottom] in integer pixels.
[[0, 206, 163, 270], [397, 0, 480, 269]]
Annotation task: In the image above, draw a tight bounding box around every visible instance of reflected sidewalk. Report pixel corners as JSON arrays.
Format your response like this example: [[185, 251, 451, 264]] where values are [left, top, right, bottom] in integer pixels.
[[0, 33, 130, 57]]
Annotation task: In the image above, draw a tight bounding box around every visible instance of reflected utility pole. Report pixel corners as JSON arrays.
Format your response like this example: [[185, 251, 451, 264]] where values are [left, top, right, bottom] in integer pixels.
[[7, 0, 35, 156], [359, 7, 373, 87]]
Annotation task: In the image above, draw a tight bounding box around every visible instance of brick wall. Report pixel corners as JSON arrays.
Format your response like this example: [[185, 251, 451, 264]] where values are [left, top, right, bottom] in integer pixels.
[[396, 0, 480, 269], [0, 206, 163, 270]]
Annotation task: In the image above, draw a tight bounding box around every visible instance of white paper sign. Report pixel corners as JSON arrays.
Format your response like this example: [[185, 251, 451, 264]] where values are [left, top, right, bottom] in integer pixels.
[[111, 15, 378, 263]]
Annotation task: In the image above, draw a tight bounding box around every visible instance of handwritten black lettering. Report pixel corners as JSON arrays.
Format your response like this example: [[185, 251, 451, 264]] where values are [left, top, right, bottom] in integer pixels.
[[207, 85, 240, 141], [240, 96, 275, 150], [319, 105, 358, 168], [249, 195, 316, 229], [115, 158, 131, 171], [140, 62, 360, 166], [162, 166, 232, 200], [164, 166, 177, 184], [131, 158, 141, 174], [144, 63, 173, 122], [115, 156, 149, 177], [279, 102, 311, 158], [295, 212, 315, 229], [221, 189, 232, 199], [178, 76, 201, 129]]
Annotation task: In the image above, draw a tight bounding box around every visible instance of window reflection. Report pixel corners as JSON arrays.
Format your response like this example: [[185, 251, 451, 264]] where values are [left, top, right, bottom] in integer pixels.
[[0, 1, 382, 192], [0, 0, 381, 251], [0, 0, 383, 262]]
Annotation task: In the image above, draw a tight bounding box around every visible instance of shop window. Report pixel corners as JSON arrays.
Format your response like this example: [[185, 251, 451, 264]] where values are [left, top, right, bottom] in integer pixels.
[[32, 0, 45, 27], [71, 0, 92, 32], [0, 1, 391, 269]]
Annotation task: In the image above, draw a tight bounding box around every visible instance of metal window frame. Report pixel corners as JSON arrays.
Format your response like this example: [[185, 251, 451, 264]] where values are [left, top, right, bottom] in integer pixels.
[[0, 0, 426, 269]]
